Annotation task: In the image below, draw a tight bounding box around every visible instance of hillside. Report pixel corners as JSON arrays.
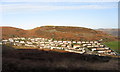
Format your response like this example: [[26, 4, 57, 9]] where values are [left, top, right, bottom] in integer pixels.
[[2, 45, 120, 71], [1, 27, 28, 39], [96, 29, 119, 37], [1, 26, 117, 41]]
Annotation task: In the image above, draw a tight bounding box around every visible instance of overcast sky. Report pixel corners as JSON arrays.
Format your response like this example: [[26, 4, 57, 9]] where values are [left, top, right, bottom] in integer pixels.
[[0, 0, 119, 29]]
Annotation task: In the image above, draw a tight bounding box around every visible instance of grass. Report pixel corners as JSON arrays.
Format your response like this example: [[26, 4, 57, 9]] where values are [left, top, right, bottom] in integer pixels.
[[104, 41, 120, 54]]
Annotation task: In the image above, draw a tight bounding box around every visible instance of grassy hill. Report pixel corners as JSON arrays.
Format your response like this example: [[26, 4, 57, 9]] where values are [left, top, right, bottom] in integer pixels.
[[1, 26, 117, 41], [104, 41, 120, 54]]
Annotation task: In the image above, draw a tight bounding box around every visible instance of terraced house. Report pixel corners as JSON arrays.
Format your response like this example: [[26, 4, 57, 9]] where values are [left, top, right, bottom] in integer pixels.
[[2, 37, 117, 56]]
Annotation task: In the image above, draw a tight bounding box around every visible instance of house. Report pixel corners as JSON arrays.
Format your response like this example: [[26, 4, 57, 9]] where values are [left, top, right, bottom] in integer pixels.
[[91, 48, 96, 51], [31, 39, 35, 41], [94, 41, 98, 43], [58, 41, 62, 43], [13, 42, 17, 46], [49, 42, 54, 44], [109, 52, 116, 55], [50, 47, 55, 50], [50, 44, 55, 46], [97, 43, 101, 45], [87, 46, 92, 48], [40, 44, 45, 46], [83, 44, 87, 46], [73, 45, 81, 48], [98, 50, 105, 53], [96, 48, 106, 50], [105, 50, 112, 52], [20, 41, 25, 44], [87, 43, 92, 46], [40, 46, 43, 49], [48, 39, 52, 42], [26, 41, 32, 44], [104, 47, 110, 50], [90, 41, 94, 43], [15, 40, 19, 43], [81, 41, 85, 43], [67, 45, 71, 48], [28, 38, 31, 40], [61, 44, 66, 47], [67, 41, 71, 43], [99, 45, 105, 47], [53, 41, 57, 42], [0, 42, 2, 45], [94, 45, 99, 47], [13, 38, 18, 40], [2, 40, 8, 44], [86, 41, 89, 43], [45, 42, 49, 44], [73, 41, 76, 43], [92, 43, 96, 46], [59, 43, 64, 45], [8, 38, 14, 42], [63, 41, 67, 43], [77, 41, 81, 44]]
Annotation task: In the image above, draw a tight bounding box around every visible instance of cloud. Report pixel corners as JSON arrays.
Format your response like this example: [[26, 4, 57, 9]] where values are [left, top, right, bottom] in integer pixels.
[[1, 0, 120, 2], [0, 1, 117, 13], [1, 4, 117, 11]]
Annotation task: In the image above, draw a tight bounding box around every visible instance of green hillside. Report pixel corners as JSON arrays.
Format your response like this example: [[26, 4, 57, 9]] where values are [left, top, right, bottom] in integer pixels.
[[104, 41, 120, 54]]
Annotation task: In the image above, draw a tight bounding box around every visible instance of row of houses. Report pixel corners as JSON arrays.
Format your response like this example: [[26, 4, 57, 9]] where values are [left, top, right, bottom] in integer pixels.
[[2, 37, 117, 56]]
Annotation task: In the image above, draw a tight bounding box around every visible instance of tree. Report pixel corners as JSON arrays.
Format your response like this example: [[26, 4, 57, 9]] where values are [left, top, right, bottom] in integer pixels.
[[57, 45, 61, 47], [33, 43, 37, 45]]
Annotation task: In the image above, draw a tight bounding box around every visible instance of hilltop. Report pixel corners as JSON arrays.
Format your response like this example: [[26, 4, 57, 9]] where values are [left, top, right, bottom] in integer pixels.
[[1, 26, 117, 41]]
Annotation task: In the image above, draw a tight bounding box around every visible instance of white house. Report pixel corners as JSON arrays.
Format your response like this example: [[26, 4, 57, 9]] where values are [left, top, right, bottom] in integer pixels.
[[91, 48, 96, 51], [82, 41, 85, 43], [86, 41, 89, 43], [26, 41, 33, 45], [15, 41, 19, 43], [20, 41, 25, 44], [90, 41, 94, 43], [67, 41, 71, 43], [98, 51, 105, 53], [73, 41, 76, 43], [58, 41, 62, 43], [77, 41, 81, 44], [94, 41, 98, 43], [54, 41, 57, 42], [8, 38, 14, 42], [73, 45, 80, 48]]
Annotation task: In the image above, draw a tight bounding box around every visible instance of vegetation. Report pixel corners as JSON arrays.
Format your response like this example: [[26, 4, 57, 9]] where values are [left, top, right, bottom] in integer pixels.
[[1, 26, 117, 41], [2, 45, 119, 72], [104, 41, 120, 54], [57, 45, 62, 47]]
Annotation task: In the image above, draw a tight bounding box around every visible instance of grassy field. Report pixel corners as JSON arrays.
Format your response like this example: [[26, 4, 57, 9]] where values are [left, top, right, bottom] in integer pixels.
[[104, 41, 120, 54]]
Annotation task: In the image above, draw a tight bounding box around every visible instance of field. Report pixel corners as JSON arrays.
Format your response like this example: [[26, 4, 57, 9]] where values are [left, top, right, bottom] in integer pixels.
[[2, 45, 120, 72], [104, 41, 120, 54]]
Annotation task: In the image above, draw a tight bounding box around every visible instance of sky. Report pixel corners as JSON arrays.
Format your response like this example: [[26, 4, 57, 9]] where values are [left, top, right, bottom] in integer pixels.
[[0, 0, 119, 29]]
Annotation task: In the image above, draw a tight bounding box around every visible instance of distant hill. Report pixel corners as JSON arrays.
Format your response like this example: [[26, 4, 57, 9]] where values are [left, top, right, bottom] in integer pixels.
[[96, 29, 119, 37], [1, 26, 117, 41]]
